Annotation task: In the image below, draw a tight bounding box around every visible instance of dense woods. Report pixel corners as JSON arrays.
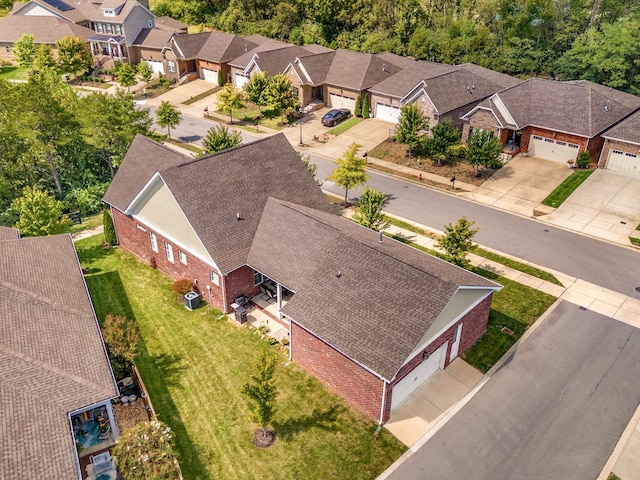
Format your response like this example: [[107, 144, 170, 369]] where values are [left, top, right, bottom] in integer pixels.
[[153, 0, 640, 93]]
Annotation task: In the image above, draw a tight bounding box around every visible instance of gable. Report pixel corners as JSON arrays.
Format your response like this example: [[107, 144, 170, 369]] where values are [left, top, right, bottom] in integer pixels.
[[17, 1, 66, 18]]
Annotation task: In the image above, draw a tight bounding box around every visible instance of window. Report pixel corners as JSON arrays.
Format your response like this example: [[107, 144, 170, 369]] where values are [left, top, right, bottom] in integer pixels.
[[165, 243, 174, 263], [178, 250, 187, 265], [150, 232, 158, 252], [544, 138, 554, 143], [532, 135, 542, 141], [556, 141, 566, 146], [253, 271, 263, 285], [625, 152, 638, 158], [568, 143, 579, 149], [452, 324, 460, 343], [210, 270, 220, 286], [612, 150, 623, 155], [96, 23, 104, 33], [167, 61, 176, 73], [114, 25, 122, 34], [105, 24, 113, 34]]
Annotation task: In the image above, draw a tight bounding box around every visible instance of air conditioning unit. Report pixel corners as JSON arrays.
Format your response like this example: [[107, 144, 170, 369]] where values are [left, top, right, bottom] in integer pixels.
[[184, 291, 200, 310]]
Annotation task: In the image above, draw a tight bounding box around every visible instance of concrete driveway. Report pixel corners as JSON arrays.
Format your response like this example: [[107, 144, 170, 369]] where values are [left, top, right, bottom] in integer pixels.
[[542, 169, 640, 244], [463, 155, 572, 216], [382, 301, 640, 480]]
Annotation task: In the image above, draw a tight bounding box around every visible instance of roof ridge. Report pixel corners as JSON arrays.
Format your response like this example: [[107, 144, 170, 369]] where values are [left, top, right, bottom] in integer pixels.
[[0, 279, 92, 319]]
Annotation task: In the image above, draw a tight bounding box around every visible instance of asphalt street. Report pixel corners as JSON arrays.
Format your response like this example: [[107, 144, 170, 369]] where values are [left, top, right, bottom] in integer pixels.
[[386, 301, 640, 480]]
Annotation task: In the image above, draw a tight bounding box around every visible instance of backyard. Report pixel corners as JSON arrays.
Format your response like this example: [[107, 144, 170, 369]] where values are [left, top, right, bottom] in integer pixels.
[[76, 235, 405, 480]]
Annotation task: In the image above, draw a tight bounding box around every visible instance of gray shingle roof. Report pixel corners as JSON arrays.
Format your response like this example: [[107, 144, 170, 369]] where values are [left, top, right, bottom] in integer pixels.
[[0, 15, 95, 43], [249, 45, 319, 77], [229, 40, 293, 68], [369, 61, 458, 97], [321, 49, 407, 91], [248, 199, 499, 380], [132, 27, 173, 47], [484, 78, 640, 136], [290, 51, 336, 84], [602, 109, 640, 144], [0, 226, 20, 241], [0, 235, 117, 480], [194, 31, 259, 63], [155, 16, 188, 32]]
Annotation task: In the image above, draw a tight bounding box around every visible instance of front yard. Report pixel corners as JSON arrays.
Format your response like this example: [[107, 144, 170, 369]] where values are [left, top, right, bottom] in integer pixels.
[[76, 235, 405, 479]]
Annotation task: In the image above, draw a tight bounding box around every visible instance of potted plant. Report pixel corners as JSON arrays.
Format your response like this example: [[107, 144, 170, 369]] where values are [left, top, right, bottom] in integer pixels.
[[566, 158, 575, 168], [520, 147, 529, 157]]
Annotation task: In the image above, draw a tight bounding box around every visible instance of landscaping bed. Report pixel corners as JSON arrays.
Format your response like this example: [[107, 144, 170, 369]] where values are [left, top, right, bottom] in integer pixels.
[[76, 235, 405, 480]]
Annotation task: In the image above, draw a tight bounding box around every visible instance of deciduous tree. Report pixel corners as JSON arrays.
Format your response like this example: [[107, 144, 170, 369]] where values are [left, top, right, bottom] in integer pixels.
[[426, 118, 461, 164], [13, 34, 36, 68], [136, 61, 153, 84], [352, 186, 388, 231], [32, 44, 57, 72], [56, 35, 92, 75], [436, 216, 479, 268], [264, 73, 297, 125], [241, 352, 278, 447], [156, 101, 182, 139], [116, 63, 137, 91], [299, 152, 323, 186], [202, 125, 242, 153], [217, 83, 245, 124], [466, 129, 502, 176], [243, 71, 269, 112], [395, 103, 428, 157], [328, 143, 369, 205], [11, 186, 71, 237]]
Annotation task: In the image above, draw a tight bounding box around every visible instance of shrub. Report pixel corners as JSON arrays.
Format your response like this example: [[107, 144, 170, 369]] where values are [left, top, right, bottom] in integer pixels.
[[447, 143, 467, 158], [172, 278, 193, 295], [63, 182, 109, 216], [354, 95, 362, 117], [576, 151, 590, 168], [103, 209, 117, 246], [362, 94, 370, 119]]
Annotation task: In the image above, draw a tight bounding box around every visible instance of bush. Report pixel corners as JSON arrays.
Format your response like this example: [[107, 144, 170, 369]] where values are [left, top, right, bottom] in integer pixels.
[[103, 209, 117, 246], [576, 151, 590, 168], [63, 182, 109, 216], [447, 143, 467, 158], [172, 278, 193, 295]]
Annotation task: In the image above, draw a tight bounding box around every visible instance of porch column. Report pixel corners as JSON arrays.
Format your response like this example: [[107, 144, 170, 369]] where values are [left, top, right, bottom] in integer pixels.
[[105, 402, 119, 440], [276, 283, 283, 319]]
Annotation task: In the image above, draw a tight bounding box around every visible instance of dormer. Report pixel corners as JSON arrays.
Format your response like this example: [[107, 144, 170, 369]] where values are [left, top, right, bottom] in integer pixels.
[[101, 0, 125, 17]]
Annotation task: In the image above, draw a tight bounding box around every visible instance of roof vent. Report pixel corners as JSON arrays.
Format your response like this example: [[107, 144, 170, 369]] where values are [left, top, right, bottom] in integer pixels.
[[336, 270, 342, 278], [236, 212, 241, 221], [244, 44, 248, 52], [605, 100, 610, 111], [382, 63, 388, 73], [379, 230, 383, 244]]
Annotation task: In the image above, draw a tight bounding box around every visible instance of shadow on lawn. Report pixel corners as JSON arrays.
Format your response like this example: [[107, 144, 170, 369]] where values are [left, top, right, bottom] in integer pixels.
[[272, 404, 346, 441], [84, 271, 136, 322]]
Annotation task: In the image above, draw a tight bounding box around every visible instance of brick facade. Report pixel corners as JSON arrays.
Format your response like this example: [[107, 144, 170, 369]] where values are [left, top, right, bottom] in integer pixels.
[[598, 138, 639, 169], [325, 85, 359, 108], [462, 108, 501, 142], [198, 59, 229, 83], [520, 126, 589, 156]]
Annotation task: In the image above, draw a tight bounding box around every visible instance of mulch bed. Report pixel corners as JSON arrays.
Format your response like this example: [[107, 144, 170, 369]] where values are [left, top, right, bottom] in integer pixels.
[[113, 400, 151, 431], [253, 428, 276, 448]]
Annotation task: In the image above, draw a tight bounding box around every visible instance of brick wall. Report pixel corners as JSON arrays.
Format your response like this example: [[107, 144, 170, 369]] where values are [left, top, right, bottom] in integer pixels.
[[598, 138, 638, 169], [224, 265, 261, 313], [462, 109, 501, 142], [291, 322, 385, 422]]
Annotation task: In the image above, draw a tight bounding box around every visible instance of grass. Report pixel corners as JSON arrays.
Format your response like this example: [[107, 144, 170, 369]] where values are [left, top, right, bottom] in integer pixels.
[[608, 474, 621, 480], [164, 138, 204, 156], [68, 213, 102, 235], [0, 66, 29, 80], [182, 86, 221, 105], [326, 117, 363, 135], [76, 235, 406, 479], [217, 104, 295, 130], [541, 169, 594, 208]]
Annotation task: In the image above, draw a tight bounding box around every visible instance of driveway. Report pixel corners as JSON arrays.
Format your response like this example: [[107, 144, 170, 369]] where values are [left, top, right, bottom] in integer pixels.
[[542, 169, 640, 244], [382, 301, 640, 480]]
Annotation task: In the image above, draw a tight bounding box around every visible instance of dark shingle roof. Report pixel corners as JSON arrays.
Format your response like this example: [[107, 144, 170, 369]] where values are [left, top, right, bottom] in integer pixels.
[[248, 199, 499, 380], [0, 235, 117, 480], [249, 45, 319, 77], [0, 15, 95, 43], [602, 109, 640, 144], [196, 31, 259, 63], [155, 15, 188, 32], [229, 40, 292, 68], [103, 134, 188, 212], [0, 226, 20, 241], [132, 27, 173, 47], [322, 49, 407, 91], [369, 61, 457, 97]]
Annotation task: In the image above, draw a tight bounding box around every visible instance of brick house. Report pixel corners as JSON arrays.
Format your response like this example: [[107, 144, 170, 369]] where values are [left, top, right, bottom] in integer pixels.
[[0, 233, 119, 479], [461, 78, 640, 163], [368, 61, 520, 127], [598, 110, 640, 178], [104, 133, 501, 424]]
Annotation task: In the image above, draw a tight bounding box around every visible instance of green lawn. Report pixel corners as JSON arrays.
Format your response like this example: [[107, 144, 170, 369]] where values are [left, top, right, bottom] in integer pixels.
[[217, 104, 295, 130], [541, 169, 594, 208], [326, 117, 363, 136], [0, 66, 29, 80], [68, 213, 102, 235], [76, 235, 405, 479]]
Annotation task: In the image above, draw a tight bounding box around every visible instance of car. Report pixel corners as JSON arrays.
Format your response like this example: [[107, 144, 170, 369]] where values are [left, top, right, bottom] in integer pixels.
[[321, 108, 351, 127]]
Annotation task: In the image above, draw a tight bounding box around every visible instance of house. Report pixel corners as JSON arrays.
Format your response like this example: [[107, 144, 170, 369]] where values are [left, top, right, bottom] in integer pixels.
[[130, 28, 189, 81], [4, 0, 156, 69], [0, 233, 119, 479], [368, 61, 521, 127], [0, 224, 20, 240], [154, 15, 187, 33], [598, 110, 640, 177], [228, 37, 293, 88], [103, 133, 501, 424], [461, 78, 640, 163]]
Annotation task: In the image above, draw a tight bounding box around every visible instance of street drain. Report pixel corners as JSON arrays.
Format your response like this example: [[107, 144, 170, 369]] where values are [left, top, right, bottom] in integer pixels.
[[579, 306, 587, 311]]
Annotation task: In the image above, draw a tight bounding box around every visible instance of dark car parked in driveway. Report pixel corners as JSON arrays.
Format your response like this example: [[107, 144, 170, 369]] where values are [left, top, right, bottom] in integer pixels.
[[322, 108, 351, 127]]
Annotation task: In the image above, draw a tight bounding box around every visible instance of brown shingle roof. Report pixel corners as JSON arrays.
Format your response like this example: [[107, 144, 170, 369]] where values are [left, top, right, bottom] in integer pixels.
[[132, 27, 173, 47], [369, 61, 457, 97], [248, 199, 500, 380], [249, 45, 319, 77], [0, 226, 20, 241], [0, 15, 95, 43], [155, 16, 188, 32], [196, 31, 259, 63], [322, 49, 406, 91], [0, 235, 117, 480], [228, 39, 292, 68], [602, 109, 640, 144]]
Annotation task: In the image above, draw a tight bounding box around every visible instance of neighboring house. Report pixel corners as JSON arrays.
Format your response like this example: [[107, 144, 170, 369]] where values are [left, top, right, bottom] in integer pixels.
[[6, 0, 155, 68], [598, 110, 640, 177], [368, 61, 521, 127], [243, 44, 332, 84], [130, 29, 190, 81], [461, 78, 640, 163], [0, 225, 20, 240], [228, 37, 292, 88], [154, 15, 187, 33], [103, 133, 501, 424], [285, 49, 414, 112], [0, 233, 119, 479]]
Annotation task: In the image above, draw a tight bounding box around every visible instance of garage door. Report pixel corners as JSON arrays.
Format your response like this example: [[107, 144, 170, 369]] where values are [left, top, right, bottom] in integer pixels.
[[607, 149, 640, 177], [234, 73, 249, 88], [329, 93, 356, 113], [148, 60, 164, 75], [376, 103, 401, 124], [391, 343, 447, 410], [529, 135, 580, 163], [201, 68, 217, 82]]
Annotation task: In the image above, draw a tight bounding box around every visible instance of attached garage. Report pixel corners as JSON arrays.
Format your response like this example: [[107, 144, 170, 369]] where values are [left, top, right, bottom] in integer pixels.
[[391, 342, 447, 410], [376, 103, 401, 124], [147, 60, 164, 75], [606, 149, 640, 177], [234, 73, 249, 88], [329, 93, 356, 113], [201, 68, 217, 83], [529, 135, 580, 163]]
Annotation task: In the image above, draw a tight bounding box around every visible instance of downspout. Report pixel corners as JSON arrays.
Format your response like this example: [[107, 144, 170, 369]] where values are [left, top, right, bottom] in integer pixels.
[[109, 205, 119, 245], [288, 315, 292, 361], [221, 273, 228, 313], [378, 380, 387, 425]]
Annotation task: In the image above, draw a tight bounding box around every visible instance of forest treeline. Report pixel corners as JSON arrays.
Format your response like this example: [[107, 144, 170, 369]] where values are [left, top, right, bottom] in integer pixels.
[[152, 0, 640, 93]]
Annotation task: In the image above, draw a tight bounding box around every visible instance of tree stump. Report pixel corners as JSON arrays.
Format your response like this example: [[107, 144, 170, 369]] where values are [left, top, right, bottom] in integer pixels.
[[253, 428, 276, 448]]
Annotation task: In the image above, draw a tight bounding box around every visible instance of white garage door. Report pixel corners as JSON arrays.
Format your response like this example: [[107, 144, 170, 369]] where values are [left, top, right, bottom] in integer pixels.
[[148, 60, 164, 75], [529, 135, 580, 163], [201, 68, 217, 82], [329, 93, 356, 113], [607, 149, 640, 177], [391, 343, 447, 410], [234, 73, 249, 88], [376, 103, 401, 124]]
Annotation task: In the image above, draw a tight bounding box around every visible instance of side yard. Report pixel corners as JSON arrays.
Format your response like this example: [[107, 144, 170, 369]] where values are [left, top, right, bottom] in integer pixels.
[[76, 235, 405, 480]]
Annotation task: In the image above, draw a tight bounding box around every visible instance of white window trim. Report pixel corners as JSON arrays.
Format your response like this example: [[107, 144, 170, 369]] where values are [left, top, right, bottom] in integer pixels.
[[178, 250, 187, 265], [165, 243, 174, 263], [150, 232, 158, 252], [210, 270, 220, 286]]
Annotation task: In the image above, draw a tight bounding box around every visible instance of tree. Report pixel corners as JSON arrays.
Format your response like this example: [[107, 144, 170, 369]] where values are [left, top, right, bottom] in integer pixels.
[[136, 61, 153, 84], [436, 216, 479, 268], [395, 103, 428, 157], [101, 313, 140, 377], [241, 352, 278, 447], [466, 129, 502, 176], [156, 101, 182, 139], [264, 73, 297, 125], [361, 93, 370, 119], [217, 69, 224, 86], [426, 119, 461, 164], [354, 95, 362, 117], [113, 421, 181, 480], [243, 71, 269, 112], [327, 143, 369, 205], [299, 152, 323, 186], [116, 63, 137, 91], [217, 83, 245, 124], [13, 34, 36, 68], [202, 125, 242, 154], [32, 44, 57, 73], [103, 208, 117, 245], [352, 186, 388, 231], [11, 186, 71, 237], [56, 35, 92, 75]]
